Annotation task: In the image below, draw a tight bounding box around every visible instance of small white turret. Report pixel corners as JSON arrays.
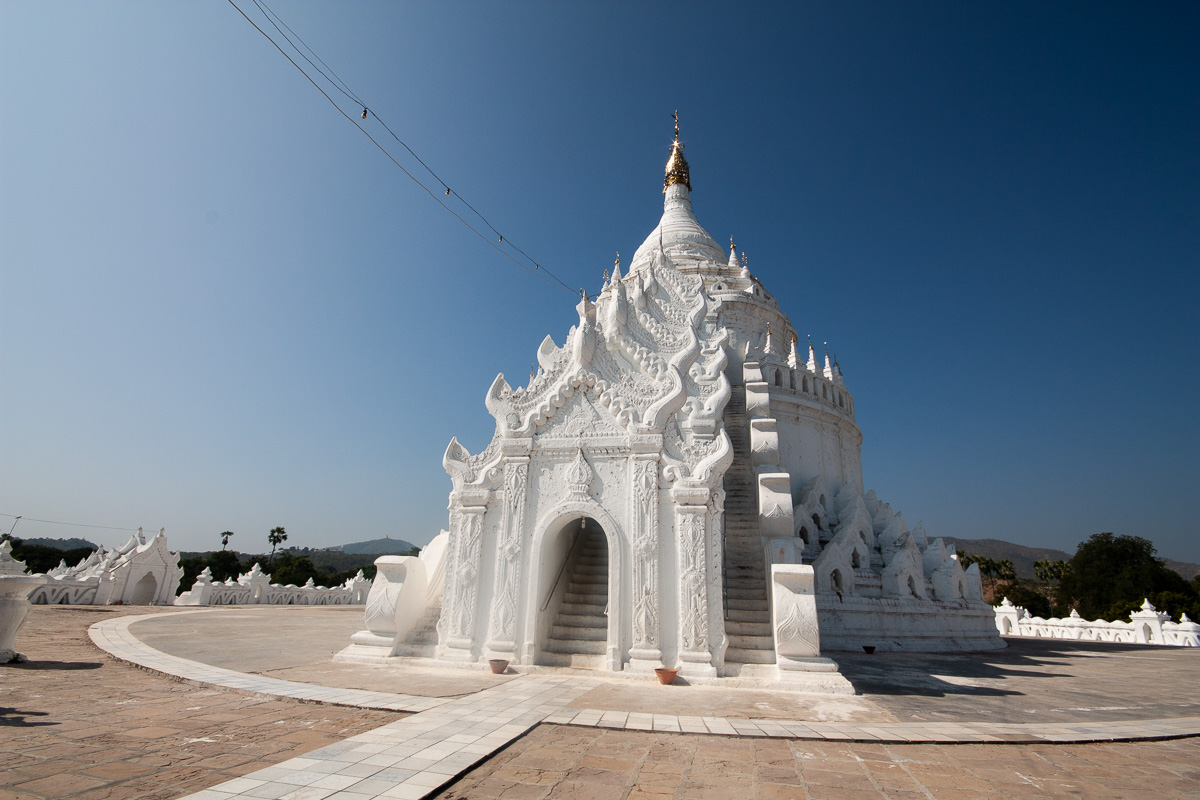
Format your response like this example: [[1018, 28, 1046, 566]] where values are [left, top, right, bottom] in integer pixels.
[[728, 236, 738, 268], [788, 333, 799, 368], [806, 337, 818, 373], [823, 343, 834, 379]]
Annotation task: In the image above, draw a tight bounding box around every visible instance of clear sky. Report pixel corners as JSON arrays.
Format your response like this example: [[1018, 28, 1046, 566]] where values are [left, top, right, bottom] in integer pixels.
[[2, 1, 1197, 562]]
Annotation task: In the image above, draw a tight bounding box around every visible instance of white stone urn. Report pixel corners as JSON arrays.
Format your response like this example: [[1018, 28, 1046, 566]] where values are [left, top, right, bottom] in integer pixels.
[[0, 541, 47, 663]]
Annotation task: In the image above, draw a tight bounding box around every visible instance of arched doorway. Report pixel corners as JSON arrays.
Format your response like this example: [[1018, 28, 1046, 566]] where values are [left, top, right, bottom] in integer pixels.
[[536, 516, 609, 669], [127, 572, 158, 605]]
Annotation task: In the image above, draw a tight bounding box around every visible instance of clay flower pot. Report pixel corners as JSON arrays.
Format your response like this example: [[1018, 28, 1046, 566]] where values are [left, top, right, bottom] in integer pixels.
[[654, 667, 678, 685], [862, 645, 876, 654], [488, 659, 509, 674]]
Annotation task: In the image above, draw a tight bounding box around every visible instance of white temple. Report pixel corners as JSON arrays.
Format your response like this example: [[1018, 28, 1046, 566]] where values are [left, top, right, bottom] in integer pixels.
[[27, 527, 183, 606], [341, 121, 1001, 682]]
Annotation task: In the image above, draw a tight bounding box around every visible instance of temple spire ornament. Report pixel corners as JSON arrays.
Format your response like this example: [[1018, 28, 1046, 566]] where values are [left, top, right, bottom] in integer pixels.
[[663, 110, 692, 193]]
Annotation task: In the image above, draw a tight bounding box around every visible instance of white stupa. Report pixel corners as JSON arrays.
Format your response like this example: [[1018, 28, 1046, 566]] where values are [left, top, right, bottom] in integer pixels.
[[341, 119, 1002, 682]]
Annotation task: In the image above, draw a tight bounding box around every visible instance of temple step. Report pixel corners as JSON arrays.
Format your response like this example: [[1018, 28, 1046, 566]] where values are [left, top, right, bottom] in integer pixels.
[[542, 526, 609, 668], [544, 637, 605, 655], [724, 646, 776, 665], [538, 651, 605, 669]]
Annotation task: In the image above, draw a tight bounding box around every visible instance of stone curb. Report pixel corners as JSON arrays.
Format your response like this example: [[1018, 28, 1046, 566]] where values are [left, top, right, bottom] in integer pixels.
[[89, 612, 1200, 747]]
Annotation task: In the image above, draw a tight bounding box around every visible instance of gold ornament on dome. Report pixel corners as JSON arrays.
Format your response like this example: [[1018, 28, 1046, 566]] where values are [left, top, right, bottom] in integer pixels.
[[663, 109, 692, 193]]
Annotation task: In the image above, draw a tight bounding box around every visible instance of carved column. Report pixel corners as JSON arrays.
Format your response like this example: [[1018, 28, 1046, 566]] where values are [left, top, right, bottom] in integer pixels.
[[485, 458, 528, 658], [440, 489, 488, 661], [673, 484, 717, 676], [627, 455, 661, 670]]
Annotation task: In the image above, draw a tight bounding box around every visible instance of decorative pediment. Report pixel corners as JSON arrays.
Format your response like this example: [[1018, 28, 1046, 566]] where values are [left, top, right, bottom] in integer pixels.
[[534, 391, 624, 440]]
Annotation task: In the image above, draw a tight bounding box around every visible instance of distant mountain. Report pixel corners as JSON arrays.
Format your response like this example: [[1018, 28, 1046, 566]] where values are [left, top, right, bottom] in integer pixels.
[[942, 538, 1071, 579], [943, 537, 1200, 582], [1163, 559, 1200, 581], [339, 536, 418, 555], [15, 537, 98, 551]]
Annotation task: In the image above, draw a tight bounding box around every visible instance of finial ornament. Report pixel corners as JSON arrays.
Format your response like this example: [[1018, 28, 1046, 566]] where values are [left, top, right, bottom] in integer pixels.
[[615, 252, 621, 270], [663, 111, 691, 193]]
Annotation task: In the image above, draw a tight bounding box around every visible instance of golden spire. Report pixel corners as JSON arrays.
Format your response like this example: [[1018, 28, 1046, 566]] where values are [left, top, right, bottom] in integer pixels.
[[663, 110, 691, 193]]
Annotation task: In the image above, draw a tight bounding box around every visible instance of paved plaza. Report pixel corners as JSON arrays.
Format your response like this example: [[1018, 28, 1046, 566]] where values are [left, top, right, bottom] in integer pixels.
[[2, 606, 1198, 800]]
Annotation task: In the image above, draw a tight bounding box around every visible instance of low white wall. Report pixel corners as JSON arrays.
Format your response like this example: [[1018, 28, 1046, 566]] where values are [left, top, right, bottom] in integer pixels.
[[175, 565, 370, 606], [994, 598, 1200, 647]]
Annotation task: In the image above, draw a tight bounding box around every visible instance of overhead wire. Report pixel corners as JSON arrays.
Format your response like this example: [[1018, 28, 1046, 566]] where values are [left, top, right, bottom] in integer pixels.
[[227, 0, 588, 298], [0, 513, 141, 533]]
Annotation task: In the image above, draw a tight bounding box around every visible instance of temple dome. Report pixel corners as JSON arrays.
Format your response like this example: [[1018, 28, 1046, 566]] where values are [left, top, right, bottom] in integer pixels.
[[629, 132, 727, 272]]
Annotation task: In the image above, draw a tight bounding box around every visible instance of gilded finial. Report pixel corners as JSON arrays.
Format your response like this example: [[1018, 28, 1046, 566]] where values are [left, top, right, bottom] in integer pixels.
[[663, 110, 691, 193], [615, 252, 621, 270]]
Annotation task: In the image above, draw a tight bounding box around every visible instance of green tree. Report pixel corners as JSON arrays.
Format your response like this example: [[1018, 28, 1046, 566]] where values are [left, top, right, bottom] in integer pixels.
[[1034, 559, 1069, 614], [220, 530, 235, 551], [206, 549, 242, 582], [1058, 533, 1197, 620], [267, 526, 287, 564]]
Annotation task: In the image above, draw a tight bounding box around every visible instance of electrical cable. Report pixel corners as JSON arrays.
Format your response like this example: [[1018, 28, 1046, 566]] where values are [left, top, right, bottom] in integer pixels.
[[0, 513, 140, 533], [227, 0, 588, 298]]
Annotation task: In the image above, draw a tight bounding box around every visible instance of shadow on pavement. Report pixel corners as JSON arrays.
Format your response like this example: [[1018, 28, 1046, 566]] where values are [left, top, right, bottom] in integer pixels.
[[3, 660, 103, 671], [0, 707, 57, 727]]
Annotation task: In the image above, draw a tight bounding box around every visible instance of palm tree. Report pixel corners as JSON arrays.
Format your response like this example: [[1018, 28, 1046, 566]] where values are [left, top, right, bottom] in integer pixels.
[[268, 526, 287, 564], [220, 531, 235, 551]]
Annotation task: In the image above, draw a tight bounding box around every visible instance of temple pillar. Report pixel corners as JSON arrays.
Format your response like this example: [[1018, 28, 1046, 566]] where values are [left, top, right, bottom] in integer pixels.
[[672, 484, 717, 677], [438, 488, 489, 662], [485, 455, 529, 660], [627, 454, 662, 672]]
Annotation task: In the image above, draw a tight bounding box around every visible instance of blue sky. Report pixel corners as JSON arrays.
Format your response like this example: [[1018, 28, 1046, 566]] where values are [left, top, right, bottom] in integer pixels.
[[2, 1, 1197, 562]]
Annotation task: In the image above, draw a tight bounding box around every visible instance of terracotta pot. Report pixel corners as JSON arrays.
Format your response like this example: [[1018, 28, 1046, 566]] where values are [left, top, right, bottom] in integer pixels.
[[862, 645, 876, 654], [654, 667, 678, 685], [488, 659, 509, 674]]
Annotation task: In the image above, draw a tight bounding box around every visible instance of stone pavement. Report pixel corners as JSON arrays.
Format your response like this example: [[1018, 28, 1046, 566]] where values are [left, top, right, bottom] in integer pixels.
[[0, 607, 396, 800], [432, 725, 1200, 800], [5, 606, 1199, 800]]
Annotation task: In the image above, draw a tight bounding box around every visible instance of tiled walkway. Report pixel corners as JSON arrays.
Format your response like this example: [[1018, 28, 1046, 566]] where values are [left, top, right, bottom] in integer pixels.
[[185, 676, 598, 800], [92, 613, 1200, 750]]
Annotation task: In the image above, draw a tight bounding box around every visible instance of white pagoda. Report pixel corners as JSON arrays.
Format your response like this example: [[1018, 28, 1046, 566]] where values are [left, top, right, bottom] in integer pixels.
[[341, 121, 1002, 682]]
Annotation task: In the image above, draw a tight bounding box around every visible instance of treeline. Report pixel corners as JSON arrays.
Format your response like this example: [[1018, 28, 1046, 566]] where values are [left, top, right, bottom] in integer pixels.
[[176, 550, 385, 595], [3, 538, 97, 574], [962, 532, 1200, 622]]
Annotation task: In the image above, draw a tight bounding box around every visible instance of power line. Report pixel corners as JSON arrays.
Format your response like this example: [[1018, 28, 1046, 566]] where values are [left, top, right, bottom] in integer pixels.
[[227, 0, 588, 299], [0, 513, 140, 533]]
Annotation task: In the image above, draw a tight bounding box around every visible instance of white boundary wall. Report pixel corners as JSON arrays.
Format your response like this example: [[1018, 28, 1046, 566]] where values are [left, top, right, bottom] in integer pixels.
[[994, 597, 1200, 647], [175, 564, 370, 606]]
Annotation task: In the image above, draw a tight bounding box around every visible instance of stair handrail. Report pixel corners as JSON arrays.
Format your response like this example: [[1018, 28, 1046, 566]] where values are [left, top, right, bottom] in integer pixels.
[[541, 526, 584, 612]]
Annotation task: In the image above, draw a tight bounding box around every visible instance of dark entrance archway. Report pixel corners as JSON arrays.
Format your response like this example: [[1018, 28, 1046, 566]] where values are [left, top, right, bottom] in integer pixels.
[[536, 517, 609, 669]]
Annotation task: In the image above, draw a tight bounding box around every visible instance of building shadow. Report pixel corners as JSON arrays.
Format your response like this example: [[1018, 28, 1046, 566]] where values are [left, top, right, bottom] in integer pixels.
[[0, 707, 57, 727], [3, 660, 103, 671], [828, 638, 1142, 698]]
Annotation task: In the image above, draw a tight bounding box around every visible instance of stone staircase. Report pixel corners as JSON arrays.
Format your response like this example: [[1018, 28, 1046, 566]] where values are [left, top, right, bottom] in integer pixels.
[[721, 386, 777, 671], [541, 527, 609, 669], [391, 601, 441, 658]]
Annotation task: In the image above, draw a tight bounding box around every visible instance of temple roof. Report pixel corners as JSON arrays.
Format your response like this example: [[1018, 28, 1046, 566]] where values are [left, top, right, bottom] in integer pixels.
[[630, 121, 726, 272]]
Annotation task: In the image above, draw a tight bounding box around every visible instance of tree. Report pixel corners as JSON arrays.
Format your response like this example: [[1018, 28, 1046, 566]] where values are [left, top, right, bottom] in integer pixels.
[[1058, 532, 1197, 620], [1034, 559, 1069, 614], [268, 526, 287, 564], [220, 530, 235, 551]]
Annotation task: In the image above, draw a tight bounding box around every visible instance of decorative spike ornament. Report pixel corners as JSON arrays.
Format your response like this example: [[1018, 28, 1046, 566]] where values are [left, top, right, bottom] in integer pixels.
[[663, 110, 692, 192]]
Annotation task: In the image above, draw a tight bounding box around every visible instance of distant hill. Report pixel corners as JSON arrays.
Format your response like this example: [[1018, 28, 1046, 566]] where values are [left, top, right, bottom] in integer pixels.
[[943, 537, 1200, 582], [942, 538, 1071, 579], [339, 536, 419, 555], [14, 537, 98, 551]]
